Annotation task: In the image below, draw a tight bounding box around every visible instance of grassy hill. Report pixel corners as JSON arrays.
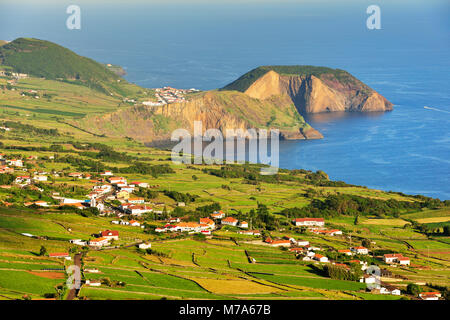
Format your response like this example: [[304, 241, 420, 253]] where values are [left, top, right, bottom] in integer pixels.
[[222, 65, 366, 92], [0, 38, 131, 95], [0, 38, 119, 82]]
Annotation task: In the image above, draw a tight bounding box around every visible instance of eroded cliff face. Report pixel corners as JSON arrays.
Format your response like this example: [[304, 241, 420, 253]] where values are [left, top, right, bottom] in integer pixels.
[[244, 71, 393, 114], [76, 90, 322, 145]]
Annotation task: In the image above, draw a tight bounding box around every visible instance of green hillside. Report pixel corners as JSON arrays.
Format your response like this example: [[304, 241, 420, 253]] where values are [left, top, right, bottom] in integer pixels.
[[0, 38, 121, 87], [222, 65, 358, 92]]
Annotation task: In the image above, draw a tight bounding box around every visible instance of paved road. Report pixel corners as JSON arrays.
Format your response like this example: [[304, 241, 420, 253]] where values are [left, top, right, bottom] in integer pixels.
[[66, 253, 82, 300]]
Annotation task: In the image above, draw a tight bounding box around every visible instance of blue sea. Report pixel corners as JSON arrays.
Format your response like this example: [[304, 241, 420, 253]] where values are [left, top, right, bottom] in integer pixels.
[[0, 0, 449, 199]]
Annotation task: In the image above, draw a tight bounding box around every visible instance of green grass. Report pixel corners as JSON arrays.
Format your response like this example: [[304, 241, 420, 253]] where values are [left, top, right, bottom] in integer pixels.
[[0, 270, 62, 297], [250, 273, 366, 292]]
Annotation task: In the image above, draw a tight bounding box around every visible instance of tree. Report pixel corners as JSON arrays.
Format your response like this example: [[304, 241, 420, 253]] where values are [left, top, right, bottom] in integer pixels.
[[39, 245, 48, 256], [443, 225, 450, 236], [362, 239, 371, 249], [407, 283, 422, 296]]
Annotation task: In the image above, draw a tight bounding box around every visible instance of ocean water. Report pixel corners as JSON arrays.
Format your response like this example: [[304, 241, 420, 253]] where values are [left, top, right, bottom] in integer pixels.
[[0, 0, 449, 199]]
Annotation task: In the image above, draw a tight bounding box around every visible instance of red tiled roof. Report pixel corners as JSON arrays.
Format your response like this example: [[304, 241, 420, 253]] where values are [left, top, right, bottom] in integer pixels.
[[49, 252, 69, 257], [101, 230, 119, 237]]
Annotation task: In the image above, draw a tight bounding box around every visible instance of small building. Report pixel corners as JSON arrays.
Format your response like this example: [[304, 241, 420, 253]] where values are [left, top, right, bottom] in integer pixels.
[[239, 221, 249, 229], [211, 211, 225, 219], [85, 280, 101, 287], [128, 197, 145, 204], [125, 205, 153, 216], [222, 216, 238, 227], [292, 218, 325, 227], [129, 220, 141, 227], [295, 240, 310, 247], [100, 230, 119, 240], [84, 268, 99, 273], [351, 246, 369, 255], [268, 240, 291, 247], [383, 253, 403, 264], [49, 252, 70, 259], [34, 201, 49, 207], [175, 222, 202, 233], [419, 292, 441, 300], [138, 242, 152, 250], [132, 182, 149, 188], [70, 239, 87, 246], [33, 175, 48, 182], [313, 254, 329, 263], [89, 237, 110, 247], [199, 218, 215, 229], [338, 249, 353, 256]]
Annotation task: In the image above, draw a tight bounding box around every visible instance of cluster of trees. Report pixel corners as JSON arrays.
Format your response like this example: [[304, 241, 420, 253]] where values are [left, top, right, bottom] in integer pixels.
[[116, 163, 174, 177], [405, 219, 450, 236], [277, 194, 432, 218], [0, 173, 15, 185], [0, 121, 59, 136], [314, 263, 363, 282], [133, 187, 159, 200], [163, 190, 198, 203], [54, 155, 106, 172]]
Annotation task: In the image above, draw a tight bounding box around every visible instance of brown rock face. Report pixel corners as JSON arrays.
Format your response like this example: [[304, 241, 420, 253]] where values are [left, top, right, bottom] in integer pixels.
[[244, 71, 393, 114], [76, 90, 322, 144]]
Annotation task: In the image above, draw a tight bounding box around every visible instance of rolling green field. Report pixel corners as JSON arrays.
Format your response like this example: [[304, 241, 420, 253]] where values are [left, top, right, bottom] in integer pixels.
[[0, 68, 449, 300]]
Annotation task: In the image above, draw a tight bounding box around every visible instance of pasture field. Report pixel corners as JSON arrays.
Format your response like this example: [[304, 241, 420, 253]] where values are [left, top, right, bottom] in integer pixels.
[[0, 92, 449, 300]]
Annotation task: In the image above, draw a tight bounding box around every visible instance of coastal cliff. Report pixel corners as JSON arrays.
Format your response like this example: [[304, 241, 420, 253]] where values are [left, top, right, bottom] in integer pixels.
[[224, 66, 393, 114], [77, 90, 322, 145]]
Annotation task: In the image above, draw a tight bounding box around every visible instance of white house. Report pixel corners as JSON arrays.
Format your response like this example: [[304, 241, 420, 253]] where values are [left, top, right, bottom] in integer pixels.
[[89, 237, 110, 247], [84, 268, 99, 273], [239, 221, 249, 229], [292, 218, 324, 227], [101, 230, 119, 240], [34, 201, 49, 207], [7, 159, 23, 167], [211, 211, 226, 219], [419, 292, 441, 300], [351, 246, 369, 255], [384, 253, 410, 265], [383, 253, 403, 264], [222, 217, 238, 226], [128, 197, 145, 204], [313, 254, 329, 263], [125, 205, 152, 216], [33, 175, 48, 182], [295, 240, 310, 247], [70, 239, 87, 246], [85, 280, 101, 287], [129, 220, 141, 227], [338, 249, 353, 256], [138, 242, 152, 250]]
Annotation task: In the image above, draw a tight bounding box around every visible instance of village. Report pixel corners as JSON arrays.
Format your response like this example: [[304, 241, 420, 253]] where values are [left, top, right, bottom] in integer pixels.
[[0, 149, 447, 301], [137, 86, 200, 106]]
